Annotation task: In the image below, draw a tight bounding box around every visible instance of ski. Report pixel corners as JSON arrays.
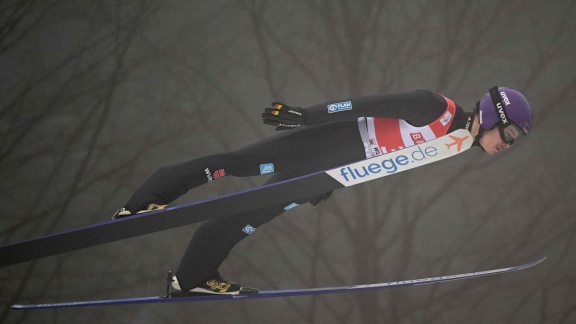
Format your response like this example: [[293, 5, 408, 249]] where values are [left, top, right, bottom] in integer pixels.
[[11, 256, 545, 309], [0, 130, 473, 267]]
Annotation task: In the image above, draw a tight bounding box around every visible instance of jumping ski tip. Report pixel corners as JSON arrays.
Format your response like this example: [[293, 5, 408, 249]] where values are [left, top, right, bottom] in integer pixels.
[[11, 256, 546, 310]]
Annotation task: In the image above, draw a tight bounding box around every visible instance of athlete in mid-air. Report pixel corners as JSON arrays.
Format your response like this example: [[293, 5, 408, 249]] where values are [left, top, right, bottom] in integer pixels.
[[112, 86, 533, 295]]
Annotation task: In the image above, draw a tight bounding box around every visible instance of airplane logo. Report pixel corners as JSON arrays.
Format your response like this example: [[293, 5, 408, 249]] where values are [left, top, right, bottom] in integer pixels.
[[445, 135, 470, 152]]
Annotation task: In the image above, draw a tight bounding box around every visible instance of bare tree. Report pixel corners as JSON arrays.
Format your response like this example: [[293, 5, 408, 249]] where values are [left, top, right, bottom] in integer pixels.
[[0, 1, 168, 321], [1, 0, 575, 323]]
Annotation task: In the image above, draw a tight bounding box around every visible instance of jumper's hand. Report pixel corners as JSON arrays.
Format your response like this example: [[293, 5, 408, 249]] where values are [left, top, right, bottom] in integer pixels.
[[262, 102, 306, 130], [309, 191, 333, 206]]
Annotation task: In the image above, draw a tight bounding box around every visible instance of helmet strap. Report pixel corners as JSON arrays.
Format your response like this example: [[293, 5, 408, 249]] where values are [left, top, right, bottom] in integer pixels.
[[467, 111, 483, 149], [489, 86, 511, 127], [473, 126, 484, 150]]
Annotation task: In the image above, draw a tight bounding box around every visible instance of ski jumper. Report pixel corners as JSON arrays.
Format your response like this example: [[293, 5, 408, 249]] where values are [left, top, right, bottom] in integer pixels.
[[123, 90, 474, 290]]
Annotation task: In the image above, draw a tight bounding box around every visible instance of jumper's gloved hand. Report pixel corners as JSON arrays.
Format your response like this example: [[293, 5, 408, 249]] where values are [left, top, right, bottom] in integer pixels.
[[262, 102, 306, 130], [309, 191, 333, 206]]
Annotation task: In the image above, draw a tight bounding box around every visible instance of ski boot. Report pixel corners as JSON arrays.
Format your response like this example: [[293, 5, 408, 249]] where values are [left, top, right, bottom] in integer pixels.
[[110, 203, 168, 220], [170, 274, 259, 296]]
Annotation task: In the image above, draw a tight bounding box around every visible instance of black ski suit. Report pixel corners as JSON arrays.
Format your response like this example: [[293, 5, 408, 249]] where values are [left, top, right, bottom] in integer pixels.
[[123, 90, 474, 289]]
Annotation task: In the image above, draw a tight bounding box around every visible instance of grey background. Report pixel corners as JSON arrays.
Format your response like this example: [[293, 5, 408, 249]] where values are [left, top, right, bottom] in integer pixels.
[[1, 1, 575, 323]]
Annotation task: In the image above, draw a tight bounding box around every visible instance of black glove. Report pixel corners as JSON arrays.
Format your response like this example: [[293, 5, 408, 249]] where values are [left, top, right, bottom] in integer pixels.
[[309, 191, 333, 206], [262, 102, 307, 130]]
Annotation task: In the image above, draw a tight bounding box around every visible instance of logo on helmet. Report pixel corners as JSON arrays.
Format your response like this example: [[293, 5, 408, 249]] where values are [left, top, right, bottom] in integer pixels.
[[496, 103, 509, 125], [500, 91, 511, 106]]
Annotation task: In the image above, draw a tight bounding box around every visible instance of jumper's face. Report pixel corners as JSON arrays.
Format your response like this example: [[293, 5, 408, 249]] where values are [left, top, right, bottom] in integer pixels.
[[480, 127, 512, 155]]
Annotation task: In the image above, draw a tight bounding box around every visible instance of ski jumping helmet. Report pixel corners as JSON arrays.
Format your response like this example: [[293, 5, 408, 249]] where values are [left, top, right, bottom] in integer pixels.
[[476, 86, 533, 144]]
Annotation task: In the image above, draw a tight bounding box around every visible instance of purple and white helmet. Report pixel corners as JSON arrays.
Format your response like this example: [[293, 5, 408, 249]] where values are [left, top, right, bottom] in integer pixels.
[[477, 86, 533, 135]]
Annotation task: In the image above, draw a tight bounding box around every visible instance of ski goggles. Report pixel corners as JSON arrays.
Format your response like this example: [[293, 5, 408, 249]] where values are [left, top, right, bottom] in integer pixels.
[[498, 123, 523, 145], [489, 86, 524, 145]]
